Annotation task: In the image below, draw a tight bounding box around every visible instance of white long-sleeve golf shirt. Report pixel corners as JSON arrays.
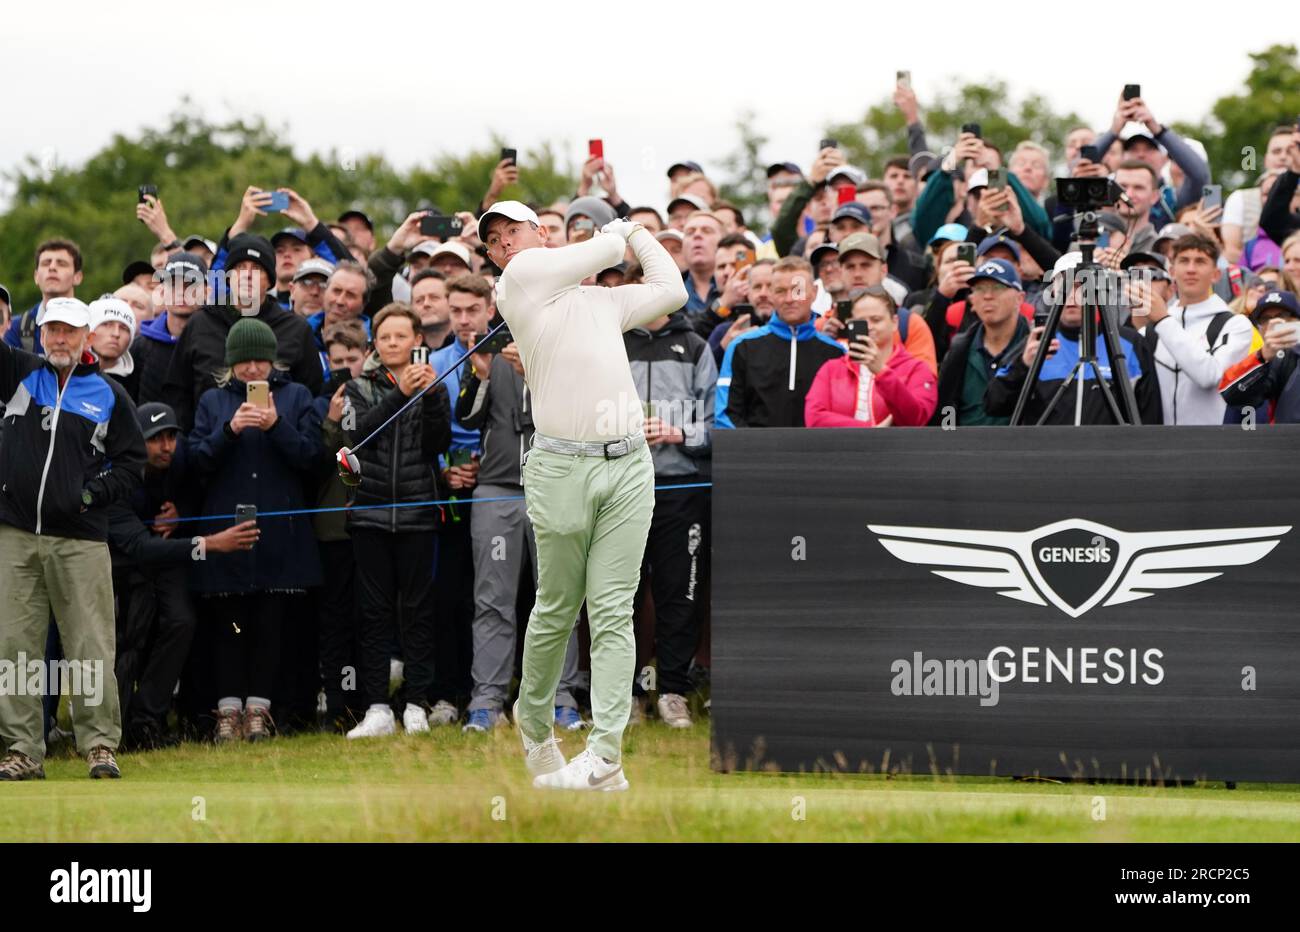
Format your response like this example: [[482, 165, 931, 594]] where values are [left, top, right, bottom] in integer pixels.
[[495, 228, 688, 442]]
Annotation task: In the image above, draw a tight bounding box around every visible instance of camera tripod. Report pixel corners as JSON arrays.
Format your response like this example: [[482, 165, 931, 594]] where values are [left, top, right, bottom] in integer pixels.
[[1009, 212, 1141, 426]]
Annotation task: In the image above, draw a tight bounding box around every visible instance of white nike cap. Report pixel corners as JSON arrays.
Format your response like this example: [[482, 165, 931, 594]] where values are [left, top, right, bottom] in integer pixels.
[[88, 297, 138, 340], [478, 200, 540, 240], [39, 296, 91, 329]]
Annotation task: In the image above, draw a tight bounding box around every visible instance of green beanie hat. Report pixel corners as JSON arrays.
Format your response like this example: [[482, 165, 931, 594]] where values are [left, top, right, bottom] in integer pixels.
[[225, 318, 279, 366]]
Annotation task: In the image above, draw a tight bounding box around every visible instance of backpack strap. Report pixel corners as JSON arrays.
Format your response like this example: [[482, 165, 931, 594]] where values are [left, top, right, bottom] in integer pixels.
[[1147, 310, 1235, 356], [1205, 311, 1233, 352], [20, 308, 37, 354]]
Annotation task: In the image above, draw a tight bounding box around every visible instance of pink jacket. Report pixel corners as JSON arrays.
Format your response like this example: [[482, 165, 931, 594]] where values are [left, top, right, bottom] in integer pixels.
[[804, 342, 938, 427]]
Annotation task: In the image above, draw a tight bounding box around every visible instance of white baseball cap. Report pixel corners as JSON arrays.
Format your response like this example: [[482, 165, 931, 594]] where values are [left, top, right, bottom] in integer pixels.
[[412, 241, 472, 268], [966, 168, 990, 192], [39, 296, 91, 329], [827, 165, 867, 187], [292, 257, 335, 283], [88, 297, 138, 340], [666, 193, 710, 214], [478, 200, 540, 240]]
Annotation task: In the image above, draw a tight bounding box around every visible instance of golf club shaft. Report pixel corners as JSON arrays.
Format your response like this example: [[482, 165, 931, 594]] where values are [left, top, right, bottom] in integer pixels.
[[351, 318, 510, 453]]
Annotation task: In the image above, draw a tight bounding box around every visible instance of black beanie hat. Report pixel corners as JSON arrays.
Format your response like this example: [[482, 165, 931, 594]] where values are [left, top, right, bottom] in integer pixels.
[[225, 233, 276, 280]]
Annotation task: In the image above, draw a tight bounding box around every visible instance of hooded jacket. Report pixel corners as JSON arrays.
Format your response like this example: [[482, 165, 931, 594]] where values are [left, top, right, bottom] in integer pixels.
[[100, 350, 139, 401], [0, 341, 145, 542], [985, 323, 1163, 425], [623, 313, 717, 476], [188, 370, 323, 594], [131, 311, 182, 405], [163, 297, 322, 431], [342, 351, 452, 534], [1148, 295, 1252, 425], [715, 314, 844, 428], [805, 341, 937, 427]]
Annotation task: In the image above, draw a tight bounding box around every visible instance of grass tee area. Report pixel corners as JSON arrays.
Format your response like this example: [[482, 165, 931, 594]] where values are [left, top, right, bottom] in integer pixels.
[[4, 724, 1298, 842]]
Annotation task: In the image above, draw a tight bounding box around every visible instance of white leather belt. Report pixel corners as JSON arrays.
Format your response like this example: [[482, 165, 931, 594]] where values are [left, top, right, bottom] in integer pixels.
[[532, 431, 646, 459]]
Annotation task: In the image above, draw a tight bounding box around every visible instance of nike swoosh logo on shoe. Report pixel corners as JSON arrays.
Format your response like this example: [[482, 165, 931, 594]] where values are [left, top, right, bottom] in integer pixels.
[[587, 767, 623, 787]]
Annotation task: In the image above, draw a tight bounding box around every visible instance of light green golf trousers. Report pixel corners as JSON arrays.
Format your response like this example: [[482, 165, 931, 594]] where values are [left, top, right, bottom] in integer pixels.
[[517, 443, 654, 762]]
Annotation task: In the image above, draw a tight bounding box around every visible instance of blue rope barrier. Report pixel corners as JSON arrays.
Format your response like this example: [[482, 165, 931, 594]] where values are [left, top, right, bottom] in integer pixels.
[[157, 481, 714, 525]]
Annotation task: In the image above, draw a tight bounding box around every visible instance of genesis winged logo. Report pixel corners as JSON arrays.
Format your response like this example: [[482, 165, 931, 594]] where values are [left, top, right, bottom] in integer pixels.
[[869, 519, 1290, 618]]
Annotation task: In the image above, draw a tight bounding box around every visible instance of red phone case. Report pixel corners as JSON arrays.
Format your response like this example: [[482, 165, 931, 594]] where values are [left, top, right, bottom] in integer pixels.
[[589, 139, 604, 159], [837, 185, 856, 206]]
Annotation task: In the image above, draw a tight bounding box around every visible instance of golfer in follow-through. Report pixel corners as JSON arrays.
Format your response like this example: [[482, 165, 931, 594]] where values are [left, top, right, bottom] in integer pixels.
[[478, 200, 687, 791]]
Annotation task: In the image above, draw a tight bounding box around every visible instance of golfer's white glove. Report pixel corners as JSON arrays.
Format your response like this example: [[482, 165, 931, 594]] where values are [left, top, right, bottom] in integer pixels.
[[600, 219, 641, 240]]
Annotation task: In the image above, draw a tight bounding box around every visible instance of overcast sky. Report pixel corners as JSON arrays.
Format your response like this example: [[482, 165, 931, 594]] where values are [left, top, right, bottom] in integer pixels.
[[2, 1, 1289, 219]]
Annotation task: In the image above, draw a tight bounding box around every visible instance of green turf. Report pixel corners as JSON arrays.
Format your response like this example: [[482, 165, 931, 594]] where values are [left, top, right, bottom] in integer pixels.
[[4, 724, 1299, 842]]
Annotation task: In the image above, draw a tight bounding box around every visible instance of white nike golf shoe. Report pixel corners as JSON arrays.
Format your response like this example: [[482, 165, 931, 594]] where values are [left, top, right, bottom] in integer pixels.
[[513, 700, 566, 777], [532, 748, 629, 792]]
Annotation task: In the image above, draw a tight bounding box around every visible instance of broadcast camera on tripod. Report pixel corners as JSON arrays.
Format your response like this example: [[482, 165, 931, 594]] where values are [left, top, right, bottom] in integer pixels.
[[1009, 178, 1142, 426]]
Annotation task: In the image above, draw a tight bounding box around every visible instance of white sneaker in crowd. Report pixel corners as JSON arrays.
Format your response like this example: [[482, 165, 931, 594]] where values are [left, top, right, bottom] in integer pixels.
[[427, 700, 459, 726], [346, 705, 396, 739], [403, 703, 430, 734], [533, 748, 629, 792], [656, 693, 693, 728], [513, 700, 566, 777]]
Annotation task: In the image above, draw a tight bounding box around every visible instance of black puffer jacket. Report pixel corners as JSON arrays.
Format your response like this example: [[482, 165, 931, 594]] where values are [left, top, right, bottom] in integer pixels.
[[343, 352, 451, 534]]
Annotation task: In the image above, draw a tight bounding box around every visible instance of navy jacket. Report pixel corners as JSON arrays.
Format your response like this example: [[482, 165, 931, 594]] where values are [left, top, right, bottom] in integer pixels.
[[0, 342, 145, 541], [163, 297, 323, 432], [188, 372, 323, 594], [1222, 350, 1300, 424]]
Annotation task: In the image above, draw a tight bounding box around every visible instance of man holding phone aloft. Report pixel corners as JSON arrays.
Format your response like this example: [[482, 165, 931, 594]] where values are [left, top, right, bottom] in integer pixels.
[[477, 200, 686, 791], [1094, 90, 1211, 229]]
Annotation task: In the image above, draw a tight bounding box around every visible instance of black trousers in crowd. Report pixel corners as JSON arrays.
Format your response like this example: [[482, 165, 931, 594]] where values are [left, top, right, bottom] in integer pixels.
[[352, 528, 437, 709], [430, 509, 474, 707], [635, 486, 707, 697], [114, 566, 197, 735], [276, 595, 320, 733], [316, 538, 362, 725], [210, 593, 289, 704]]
